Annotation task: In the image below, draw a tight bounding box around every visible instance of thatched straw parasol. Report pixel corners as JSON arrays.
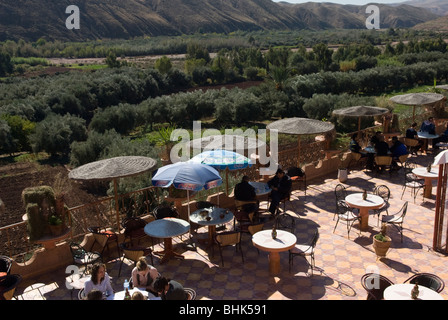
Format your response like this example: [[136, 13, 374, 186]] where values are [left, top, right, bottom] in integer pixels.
[[332, 106, 390, 133], [389, 93, 444, 121], [266, 117, 335, 167], [68, 156, 158, 229]]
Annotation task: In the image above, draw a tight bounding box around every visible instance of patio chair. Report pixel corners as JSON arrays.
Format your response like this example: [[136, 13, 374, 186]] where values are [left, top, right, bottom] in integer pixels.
[[69, 242, 102, 275], [360, 273, 394, 300], [404, 273, 445, 293], [215, 231, 244, 267], [0, 274, 22, 300], [333, 200, 361, 239], [289, 230, 319, 276], [287, 166, 307, 200], [381, 201, 408, 242], [118, 242, 153, 277], [88, 226, 120, 259], [121, 216, 149, 246], [404, 138, 420, 155], [184, 287, 197, 300], [373, 185, 390, 225], [334, 184, 347, 203], [374, 156, 393, 175], [401, 162, 425, 203], [0, 255, 12, 276]]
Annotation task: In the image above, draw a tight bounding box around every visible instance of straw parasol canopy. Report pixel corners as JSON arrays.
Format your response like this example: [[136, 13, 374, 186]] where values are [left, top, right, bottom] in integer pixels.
[[389, 93, 445, 121], [69, 156, 158, 229], [266, 117, 335, 167], [436, 85, 448, 91], [332, 106, 390, 132]]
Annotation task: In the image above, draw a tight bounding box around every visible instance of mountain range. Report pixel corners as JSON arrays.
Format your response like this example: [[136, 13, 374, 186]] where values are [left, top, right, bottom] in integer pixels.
[[0, 0, 442, 42]]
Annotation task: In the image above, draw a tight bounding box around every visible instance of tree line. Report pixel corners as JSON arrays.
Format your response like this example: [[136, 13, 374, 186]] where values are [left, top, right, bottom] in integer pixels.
[[1, 38, 448, 165]]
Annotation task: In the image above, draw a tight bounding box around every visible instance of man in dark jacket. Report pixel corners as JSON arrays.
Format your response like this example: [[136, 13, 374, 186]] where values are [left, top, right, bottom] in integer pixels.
[[267, 168, 292, 215], [234, 176, 256, 202]]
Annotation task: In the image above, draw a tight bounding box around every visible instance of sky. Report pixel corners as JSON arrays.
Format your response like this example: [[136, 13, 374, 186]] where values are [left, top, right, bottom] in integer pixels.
[[273, 0, 408, 4]]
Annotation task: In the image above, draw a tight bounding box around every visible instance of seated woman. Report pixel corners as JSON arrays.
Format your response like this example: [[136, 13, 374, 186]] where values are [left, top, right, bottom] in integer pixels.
[[131, 257, 160, 295], [84, 262, 114, 298], [350, 133, 373, 170]]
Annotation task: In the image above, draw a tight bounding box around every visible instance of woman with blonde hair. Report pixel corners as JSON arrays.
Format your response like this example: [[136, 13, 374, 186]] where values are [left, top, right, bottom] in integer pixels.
[[131, 256, 159, 295]]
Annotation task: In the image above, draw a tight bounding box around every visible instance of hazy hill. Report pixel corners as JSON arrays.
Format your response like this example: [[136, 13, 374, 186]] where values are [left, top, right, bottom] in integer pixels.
[[414, 15, 448, 31], [282, 2, 440, 29], [399, 0, 448, 16], [0, 0, 440, 42]]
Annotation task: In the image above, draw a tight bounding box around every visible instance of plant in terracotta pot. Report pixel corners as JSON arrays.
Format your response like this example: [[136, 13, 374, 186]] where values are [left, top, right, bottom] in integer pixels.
[[373, 223, 392, 258], [48, 214, 63, 236]]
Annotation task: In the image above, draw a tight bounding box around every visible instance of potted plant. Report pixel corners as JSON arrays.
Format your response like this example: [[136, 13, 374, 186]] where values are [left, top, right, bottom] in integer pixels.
[[337, 153, 348, 183], [48, 214, 63, 236], [373, 223, 392, 258]]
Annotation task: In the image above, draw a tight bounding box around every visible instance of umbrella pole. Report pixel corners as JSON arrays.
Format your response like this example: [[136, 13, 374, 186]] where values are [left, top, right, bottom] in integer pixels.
[[358, 117, 361, 133], [114, 178, 120, 231], [413, 105, 416, 122], [225, 167, 229, 196], [297, 137, 301, 168]]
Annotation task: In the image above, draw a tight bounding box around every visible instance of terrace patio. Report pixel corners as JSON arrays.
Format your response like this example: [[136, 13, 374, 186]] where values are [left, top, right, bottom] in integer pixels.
[[10, 151, 448, 301]]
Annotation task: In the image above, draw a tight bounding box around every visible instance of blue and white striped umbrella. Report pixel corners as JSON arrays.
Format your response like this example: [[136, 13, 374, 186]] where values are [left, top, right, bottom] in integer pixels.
[[188, 149, 253, 170], [188, 149, 253, 197]]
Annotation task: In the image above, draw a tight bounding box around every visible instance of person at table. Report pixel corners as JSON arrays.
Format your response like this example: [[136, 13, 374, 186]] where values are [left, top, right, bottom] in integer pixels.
[[234, 175, 259, 212], [267, 168, 292, 216], [131, 291, 145, 300], [375, 134, 390, 156], [350, 133, 373, 170], [433, 123, 448, 149], [131, 256, 159, 296], [405, 122, 423, 152], [370, 131, 383, 147], [84, 262, 114, 297], [234, 175, 257, 202], [390, 136, 408, 168], [153, 276, 188, 300], [86, 288, 103, 300], [420, 117, 436, 135]]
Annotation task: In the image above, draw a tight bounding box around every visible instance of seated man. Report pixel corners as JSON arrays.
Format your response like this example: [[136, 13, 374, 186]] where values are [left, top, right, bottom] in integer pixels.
[[234, 175, 256, 202], [233, 175, 259, 214], [405, 122, 423, 153], [390, 136, 408, 168], [267, 168, 292, 216], [406, 122, 419, 139], [375, 134, 390, 156], [370, 131, 383, 148]]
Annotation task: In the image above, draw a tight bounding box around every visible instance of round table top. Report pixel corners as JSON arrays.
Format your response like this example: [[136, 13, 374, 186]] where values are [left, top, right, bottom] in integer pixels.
[[190, 207, 234, 226], [417, 132, 439, 139], [252, 229, 297, 253], [345, 193, 384, 209], [107, 288, 157, 300], [412, 166, 439, 179], [249, 181, 271, 196], [144, 217, 190, 239], [384, 284, 444, 300]]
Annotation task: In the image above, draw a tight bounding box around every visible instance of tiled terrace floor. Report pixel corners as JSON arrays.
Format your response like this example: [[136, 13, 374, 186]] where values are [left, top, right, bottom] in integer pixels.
[[13, 152, 448, 301]]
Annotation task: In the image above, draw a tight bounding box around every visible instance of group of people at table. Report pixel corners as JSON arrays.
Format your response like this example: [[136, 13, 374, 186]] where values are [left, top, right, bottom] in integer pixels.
[[349, 117, 448, 171], [81, 169, 293, 300], [83, 259, 188, 300]]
